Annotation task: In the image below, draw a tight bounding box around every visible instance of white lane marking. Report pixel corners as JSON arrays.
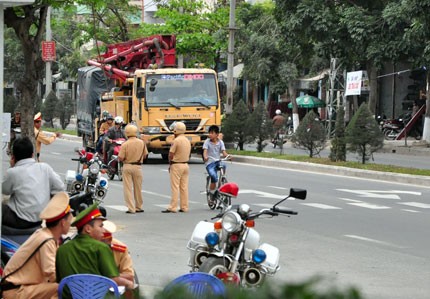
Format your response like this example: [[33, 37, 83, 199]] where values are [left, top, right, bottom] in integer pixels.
[[268, 186, 288, 190], [338, 197, 362, 203], [398, 202, 430, 209], [344, 234, 407, 249], [51, 152, 61, 155], [239, 189, 286, 199], [302, 203, 341, 209], [348, 202, 391, 210], [154, 204, 170, 209], [106, 205, 128, 212], [337, 189, 400, 199], [347, 202, 390, 209], [142, 190, 170, 199], [402, 209, 420, 213]]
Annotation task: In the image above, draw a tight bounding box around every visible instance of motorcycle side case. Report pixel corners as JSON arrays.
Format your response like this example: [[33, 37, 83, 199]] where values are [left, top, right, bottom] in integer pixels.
[[65, 170, 77, 192], [187, 221, 215, 266], [258, 242, 280, 274]]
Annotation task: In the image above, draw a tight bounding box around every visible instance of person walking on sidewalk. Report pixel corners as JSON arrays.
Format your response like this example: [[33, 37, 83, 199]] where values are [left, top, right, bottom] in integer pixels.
[[162, 122, 191, 213], [118, 124, 148, 214]]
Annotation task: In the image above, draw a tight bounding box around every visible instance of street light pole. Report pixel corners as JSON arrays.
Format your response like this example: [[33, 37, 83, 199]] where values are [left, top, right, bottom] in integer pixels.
[[45, 5, 52, 98], [225, 0, 236, 114]]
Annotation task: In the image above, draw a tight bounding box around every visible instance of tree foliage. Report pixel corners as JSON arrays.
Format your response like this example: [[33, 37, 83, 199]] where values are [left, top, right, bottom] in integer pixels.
[[329, 106, 347, 162], [42, 91, 58, 127], [138, 0, 229, 69], [291, 110, 327, 158], [247, 102, 273, 152], [345, 103, 384, 164], [222, 100, 251, 150]]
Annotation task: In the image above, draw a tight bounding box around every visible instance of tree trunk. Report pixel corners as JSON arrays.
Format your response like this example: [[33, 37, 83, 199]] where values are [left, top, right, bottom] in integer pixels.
[[367, 62, 378, 116], [288, 81, 299, 131], [5, 5, 48, 141]]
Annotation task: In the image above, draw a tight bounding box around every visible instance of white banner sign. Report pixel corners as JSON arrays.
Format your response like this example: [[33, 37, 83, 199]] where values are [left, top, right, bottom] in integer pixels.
[[345, 71, 362, 96]]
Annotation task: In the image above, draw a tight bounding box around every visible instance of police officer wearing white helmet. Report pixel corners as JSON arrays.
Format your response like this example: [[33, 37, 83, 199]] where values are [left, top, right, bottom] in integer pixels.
[[117, 124, 148, 214], [105, 116, 126, 162]]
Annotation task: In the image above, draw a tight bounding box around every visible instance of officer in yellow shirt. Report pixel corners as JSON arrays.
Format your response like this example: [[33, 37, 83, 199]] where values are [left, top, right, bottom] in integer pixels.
[[162, 122, 191, 213], [118, 124, 148, 214], [33, 112, 59, 162]]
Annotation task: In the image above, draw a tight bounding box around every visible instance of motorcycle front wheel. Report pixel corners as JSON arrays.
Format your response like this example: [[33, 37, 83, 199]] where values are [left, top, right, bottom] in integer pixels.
[[199, 257, 230, 276]]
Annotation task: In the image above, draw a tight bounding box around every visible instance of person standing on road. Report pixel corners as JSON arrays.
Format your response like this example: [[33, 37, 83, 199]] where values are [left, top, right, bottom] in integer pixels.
[[2, 136, 65, 229], [34, 112, 59, 162], [162, 122, 191, 213], [118, 124, 148, 214], [203, 125, 230, 196], [56, 204, 135, 299], [1, 192, 73, 299]]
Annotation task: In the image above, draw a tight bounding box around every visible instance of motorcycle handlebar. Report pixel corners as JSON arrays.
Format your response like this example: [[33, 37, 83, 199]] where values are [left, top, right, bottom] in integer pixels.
[[273, 206, 298, 215], [71, 158, 80, 162]]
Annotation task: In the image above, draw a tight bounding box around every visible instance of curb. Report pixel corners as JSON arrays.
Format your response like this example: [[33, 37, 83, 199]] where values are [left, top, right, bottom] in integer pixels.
[[61, 134, 430, 187], [233, 156, 430, 187]]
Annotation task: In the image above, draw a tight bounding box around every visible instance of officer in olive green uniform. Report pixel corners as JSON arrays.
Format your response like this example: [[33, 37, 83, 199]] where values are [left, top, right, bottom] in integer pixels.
[[56, 204, 135, 299], [118, 124, 148, 214], [162, 122, 191, 213], [2, 192, 73, 299]]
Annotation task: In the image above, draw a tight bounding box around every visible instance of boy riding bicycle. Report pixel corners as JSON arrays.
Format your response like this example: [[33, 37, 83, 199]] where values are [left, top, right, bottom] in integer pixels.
[[203, 125, 231, 196]]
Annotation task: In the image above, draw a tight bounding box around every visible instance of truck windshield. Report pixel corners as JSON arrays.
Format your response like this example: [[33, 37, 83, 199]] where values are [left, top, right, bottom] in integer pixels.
[[145, 73, 218, 108]]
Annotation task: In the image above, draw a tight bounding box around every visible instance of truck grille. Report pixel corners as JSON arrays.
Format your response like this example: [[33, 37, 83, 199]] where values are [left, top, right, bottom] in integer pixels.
[[165, 119, 201, 132]]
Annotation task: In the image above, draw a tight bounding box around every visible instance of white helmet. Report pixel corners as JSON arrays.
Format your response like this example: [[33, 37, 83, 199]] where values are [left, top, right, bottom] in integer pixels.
[[114, 116, 123, 124], [275, 109, 282, 115]]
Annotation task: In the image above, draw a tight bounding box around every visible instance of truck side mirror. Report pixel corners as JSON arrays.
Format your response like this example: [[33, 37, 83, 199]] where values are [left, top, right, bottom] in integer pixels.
[[137, 87, 145, 99]]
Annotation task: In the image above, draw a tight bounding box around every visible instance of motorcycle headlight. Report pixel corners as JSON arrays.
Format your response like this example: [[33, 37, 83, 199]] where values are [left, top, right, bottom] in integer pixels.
[[252, 249, 267, 264], [89, 163, 100, 175], [205, 232, 219, 247], [222, 211, 242, 233]]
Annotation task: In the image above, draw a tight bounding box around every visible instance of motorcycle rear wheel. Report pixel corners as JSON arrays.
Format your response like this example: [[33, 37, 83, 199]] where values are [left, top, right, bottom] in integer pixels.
[[199, 257, 230, 276]]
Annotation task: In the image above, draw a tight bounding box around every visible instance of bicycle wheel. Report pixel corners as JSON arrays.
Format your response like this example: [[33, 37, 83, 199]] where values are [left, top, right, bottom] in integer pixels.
[[206, 175, 216, 210]]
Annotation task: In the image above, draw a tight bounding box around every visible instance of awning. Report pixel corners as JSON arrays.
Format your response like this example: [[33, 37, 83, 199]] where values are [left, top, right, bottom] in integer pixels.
[[299, 69, 330, 82], [218, 63, 244, 80]]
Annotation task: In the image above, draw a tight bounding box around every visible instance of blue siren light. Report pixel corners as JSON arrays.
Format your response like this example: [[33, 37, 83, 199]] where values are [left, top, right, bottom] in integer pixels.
[[205, 232, 219, 247], [99, 179, 107, 187], [252, 249, 267, 264], [75, 174, 84, 182]]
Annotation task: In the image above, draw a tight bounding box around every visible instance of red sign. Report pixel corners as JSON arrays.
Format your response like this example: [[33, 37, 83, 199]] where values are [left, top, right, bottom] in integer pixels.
[[42, 41, 56, 62]]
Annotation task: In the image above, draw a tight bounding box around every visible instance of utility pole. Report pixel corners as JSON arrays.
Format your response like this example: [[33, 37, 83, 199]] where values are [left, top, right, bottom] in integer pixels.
[[225, 0, 236, 114], [45, 5, 52, 99]]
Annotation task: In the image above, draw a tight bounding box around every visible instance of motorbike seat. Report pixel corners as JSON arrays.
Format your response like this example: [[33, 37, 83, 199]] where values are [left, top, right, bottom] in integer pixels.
[[1, 224, 40, 236]]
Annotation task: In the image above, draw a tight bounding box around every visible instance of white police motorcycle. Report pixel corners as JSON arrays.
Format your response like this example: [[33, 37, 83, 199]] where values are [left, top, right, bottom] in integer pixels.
[[187, 187, 306, 287]]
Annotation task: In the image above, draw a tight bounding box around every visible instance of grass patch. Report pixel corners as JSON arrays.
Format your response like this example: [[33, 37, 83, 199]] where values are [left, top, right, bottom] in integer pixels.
[[42, 126, 77, 136], [230, 150, 430, 176]]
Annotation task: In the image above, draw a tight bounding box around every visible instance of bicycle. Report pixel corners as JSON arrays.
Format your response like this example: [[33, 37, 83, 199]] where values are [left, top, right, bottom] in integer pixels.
[[205, 155, 231, 210]]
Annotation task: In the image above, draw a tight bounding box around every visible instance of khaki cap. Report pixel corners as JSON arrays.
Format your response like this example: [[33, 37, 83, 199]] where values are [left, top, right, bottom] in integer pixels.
[[40, 192, 72, 223], [34, 112, 42, 121]]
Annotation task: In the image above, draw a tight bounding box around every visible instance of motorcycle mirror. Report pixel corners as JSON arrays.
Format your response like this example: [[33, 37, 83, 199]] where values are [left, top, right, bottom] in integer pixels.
[[289, 188, 307, 200]]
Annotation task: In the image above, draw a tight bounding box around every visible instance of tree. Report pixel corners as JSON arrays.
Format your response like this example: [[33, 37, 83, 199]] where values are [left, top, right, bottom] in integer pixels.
[[138, 0, 229, 69], [42, 91, 58, 128], [56, 93, 74, 130], [222, 100, 251, 150], [329, 106, 347, 162], [247, 102, 273, 152], [345, 103, 384, 164], [291, 111, 327, 158]]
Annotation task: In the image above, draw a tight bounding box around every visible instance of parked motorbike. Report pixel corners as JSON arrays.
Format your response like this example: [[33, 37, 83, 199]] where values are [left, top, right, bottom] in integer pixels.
[[65, 148, 109, 214], [381, 112, 422, 140], [187, 187, 306, 287], [106, 138, 125, 181]]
